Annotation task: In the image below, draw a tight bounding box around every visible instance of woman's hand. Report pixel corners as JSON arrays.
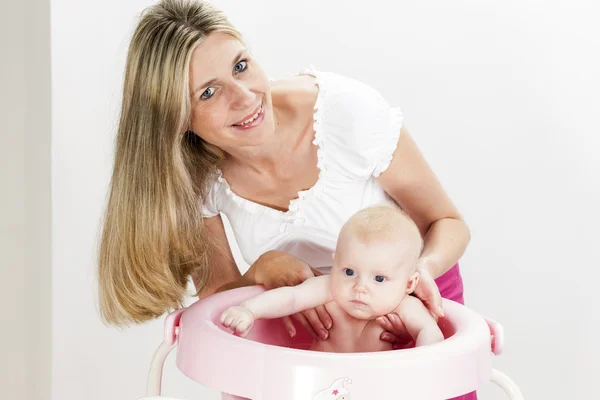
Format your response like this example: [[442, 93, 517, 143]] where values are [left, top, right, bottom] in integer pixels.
[[250, 250, 333, 341], [412, 265, 444, 319], [377, 314, 414, 350], [378, 262, 444, 348]]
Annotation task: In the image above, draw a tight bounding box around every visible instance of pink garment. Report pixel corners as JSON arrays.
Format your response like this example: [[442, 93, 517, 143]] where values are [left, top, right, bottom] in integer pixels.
[[435, 263, 477, 400]]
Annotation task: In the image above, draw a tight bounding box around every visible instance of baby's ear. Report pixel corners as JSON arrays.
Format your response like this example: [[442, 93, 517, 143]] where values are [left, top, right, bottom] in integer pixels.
[[406, 271, 420, 294]]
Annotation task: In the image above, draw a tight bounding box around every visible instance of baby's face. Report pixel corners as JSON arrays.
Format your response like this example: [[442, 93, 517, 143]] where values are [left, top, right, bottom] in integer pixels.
[[330, 237, 415, 320]]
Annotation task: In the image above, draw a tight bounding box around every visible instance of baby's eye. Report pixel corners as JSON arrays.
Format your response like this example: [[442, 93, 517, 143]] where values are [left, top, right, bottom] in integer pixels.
[[200, 87, 215, 100], [375, 275, 385, 283], [344, 268, 355, 276]]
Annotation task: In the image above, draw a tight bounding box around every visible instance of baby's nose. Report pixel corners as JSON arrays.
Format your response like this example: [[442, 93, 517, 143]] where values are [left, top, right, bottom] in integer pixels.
[[353, 282, 368, 293]]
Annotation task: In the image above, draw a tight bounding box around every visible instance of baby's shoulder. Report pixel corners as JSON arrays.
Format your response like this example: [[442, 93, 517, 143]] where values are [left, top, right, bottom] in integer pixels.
[[397, 294, 425, 313], [395, 295, 432, 327]]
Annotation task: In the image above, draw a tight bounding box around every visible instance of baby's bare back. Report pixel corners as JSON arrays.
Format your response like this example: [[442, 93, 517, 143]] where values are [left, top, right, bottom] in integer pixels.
[[308, 301, 395, 353]]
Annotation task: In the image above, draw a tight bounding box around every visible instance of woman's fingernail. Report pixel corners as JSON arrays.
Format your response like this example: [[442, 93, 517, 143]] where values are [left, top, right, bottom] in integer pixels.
[[382, 334, 391, 341], [438, 306, 445, 317], [326, 320, 332, 329], [289, 330, 295, 337], [320, 330, 328, 340]]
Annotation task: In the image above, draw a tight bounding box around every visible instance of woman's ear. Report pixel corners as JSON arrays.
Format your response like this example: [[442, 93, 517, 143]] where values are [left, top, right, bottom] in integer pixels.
[[405, 271, 420, 294]]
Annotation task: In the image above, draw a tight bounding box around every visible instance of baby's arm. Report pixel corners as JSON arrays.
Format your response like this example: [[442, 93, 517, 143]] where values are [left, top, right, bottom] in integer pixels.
[[394, 296, 444, 347], [220, 275, 333, 337]]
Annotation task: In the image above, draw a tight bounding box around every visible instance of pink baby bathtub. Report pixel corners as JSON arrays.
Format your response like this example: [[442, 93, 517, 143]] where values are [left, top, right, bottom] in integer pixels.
[[140, 285, 523, 400]]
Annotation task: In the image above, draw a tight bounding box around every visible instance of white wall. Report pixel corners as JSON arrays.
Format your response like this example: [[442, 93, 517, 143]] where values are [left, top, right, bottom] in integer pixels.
[[0, 0, 52, 399], [0, 1, 28, 396], [50, 1, 599, 400]]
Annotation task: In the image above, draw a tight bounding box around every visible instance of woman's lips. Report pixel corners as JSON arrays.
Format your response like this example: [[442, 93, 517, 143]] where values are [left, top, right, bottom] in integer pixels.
[[231, 103, 264, 127]]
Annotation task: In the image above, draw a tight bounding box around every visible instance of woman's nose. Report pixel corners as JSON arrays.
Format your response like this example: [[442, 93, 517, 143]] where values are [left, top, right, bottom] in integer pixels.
[[230, 81, 255, 109]]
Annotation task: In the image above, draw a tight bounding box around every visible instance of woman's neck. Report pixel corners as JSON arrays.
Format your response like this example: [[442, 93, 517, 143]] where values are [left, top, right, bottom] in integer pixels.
[[223, 85, 312, 179]]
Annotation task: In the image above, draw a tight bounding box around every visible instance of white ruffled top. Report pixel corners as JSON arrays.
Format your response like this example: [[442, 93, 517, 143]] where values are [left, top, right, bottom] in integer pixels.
[[201, 66, 404, 271]]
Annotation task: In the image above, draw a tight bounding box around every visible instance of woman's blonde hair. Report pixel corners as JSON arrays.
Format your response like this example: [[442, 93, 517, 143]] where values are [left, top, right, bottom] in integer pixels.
[[98, 0, 243, 326]]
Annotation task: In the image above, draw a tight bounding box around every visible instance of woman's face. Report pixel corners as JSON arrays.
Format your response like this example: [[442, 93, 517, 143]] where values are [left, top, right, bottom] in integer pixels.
[[188, 32, 275, 153]]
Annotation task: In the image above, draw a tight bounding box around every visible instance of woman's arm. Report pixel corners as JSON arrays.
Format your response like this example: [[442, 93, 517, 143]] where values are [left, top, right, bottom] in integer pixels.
[[199, 240, 333, 339], [194, 219, 319, 297], [376, 125, 471, 279], [192, 215, 250, 299]]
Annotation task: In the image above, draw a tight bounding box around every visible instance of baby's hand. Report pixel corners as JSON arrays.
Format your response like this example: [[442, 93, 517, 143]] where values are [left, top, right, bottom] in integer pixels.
[[220, 306, 255, 337]]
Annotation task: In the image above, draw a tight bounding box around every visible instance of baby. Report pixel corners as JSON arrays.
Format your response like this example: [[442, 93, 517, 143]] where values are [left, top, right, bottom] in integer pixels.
[[220, 204, 444, 352]]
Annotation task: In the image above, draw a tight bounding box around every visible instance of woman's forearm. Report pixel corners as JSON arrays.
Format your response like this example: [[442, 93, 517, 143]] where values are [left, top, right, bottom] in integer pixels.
[[418, 217, 471, 278], [213, 250, 280, 294], [214, 267, 257, 294]]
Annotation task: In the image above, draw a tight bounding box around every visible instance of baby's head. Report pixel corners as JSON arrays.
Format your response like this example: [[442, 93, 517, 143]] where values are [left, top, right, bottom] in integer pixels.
[[330, 204, 423, 320]]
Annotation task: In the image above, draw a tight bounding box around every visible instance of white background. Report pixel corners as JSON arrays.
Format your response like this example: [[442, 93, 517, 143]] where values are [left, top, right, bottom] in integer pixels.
[[2, 1, 599, 399]]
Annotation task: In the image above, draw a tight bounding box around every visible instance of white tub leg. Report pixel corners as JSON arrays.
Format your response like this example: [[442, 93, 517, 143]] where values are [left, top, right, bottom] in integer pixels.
[[146, 341, 177, 396], [490, 368, 524, 400]]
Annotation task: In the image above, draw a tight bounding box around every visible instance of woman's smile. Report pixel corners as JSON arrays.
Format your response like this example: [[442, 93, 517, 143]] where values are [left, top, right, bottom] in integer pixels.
[[230, 101, 265, 131]]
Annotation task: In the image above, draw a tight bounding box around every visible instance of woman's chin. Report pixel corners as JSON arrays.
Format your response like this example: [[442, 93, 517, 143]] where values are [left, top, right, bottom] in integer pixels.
[[228, 116, 275, 146]]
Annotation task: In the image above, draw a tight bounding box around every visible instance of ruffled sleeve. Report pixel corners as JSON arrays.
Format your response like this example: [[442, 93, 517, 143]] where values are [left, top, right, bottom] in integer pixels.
[[200, 174, 221, 218], [318, 72, 404, 180]]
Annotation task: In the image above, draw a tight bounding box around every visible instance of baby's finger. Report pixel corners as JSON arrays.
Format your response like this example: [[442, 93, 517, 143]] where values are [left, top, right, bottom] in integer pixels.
[[222, 312, 235, 327], [237, 320, 251, 336], [236, 325, 249, 337], [293, 312, 319, 340], [281, 316, 296, 337], [303, 309, 328, 340], [315, 305, 332, 330], [228, 317, 240, 331]]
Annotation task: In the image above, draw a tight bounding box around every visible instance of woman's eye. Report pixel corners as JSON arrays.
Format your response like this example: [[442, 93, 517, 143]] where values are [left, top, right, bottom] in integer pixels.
[[200, 87, 215, 100], [344, 268, 355, 276], [375, 276, 385, 283], [234, 59, 248, 73]]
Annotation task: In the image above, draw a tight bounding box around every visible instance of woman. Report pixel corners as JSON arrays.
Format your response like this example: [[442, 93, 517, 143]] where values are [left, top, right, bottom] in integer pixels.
[[98, 0, 473, 398]]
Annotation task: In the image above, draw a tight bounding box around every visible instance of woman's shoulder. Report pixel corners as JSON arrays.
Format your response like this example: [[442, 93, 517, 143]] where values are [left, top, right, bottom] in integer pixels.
[[317, 70, 392, 123], [200, 169, 225, 218], [306, 67, 404, 180], [269, 72, 319, 118], [269, 67, 404, 180], [269, 66, 391, 122]]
